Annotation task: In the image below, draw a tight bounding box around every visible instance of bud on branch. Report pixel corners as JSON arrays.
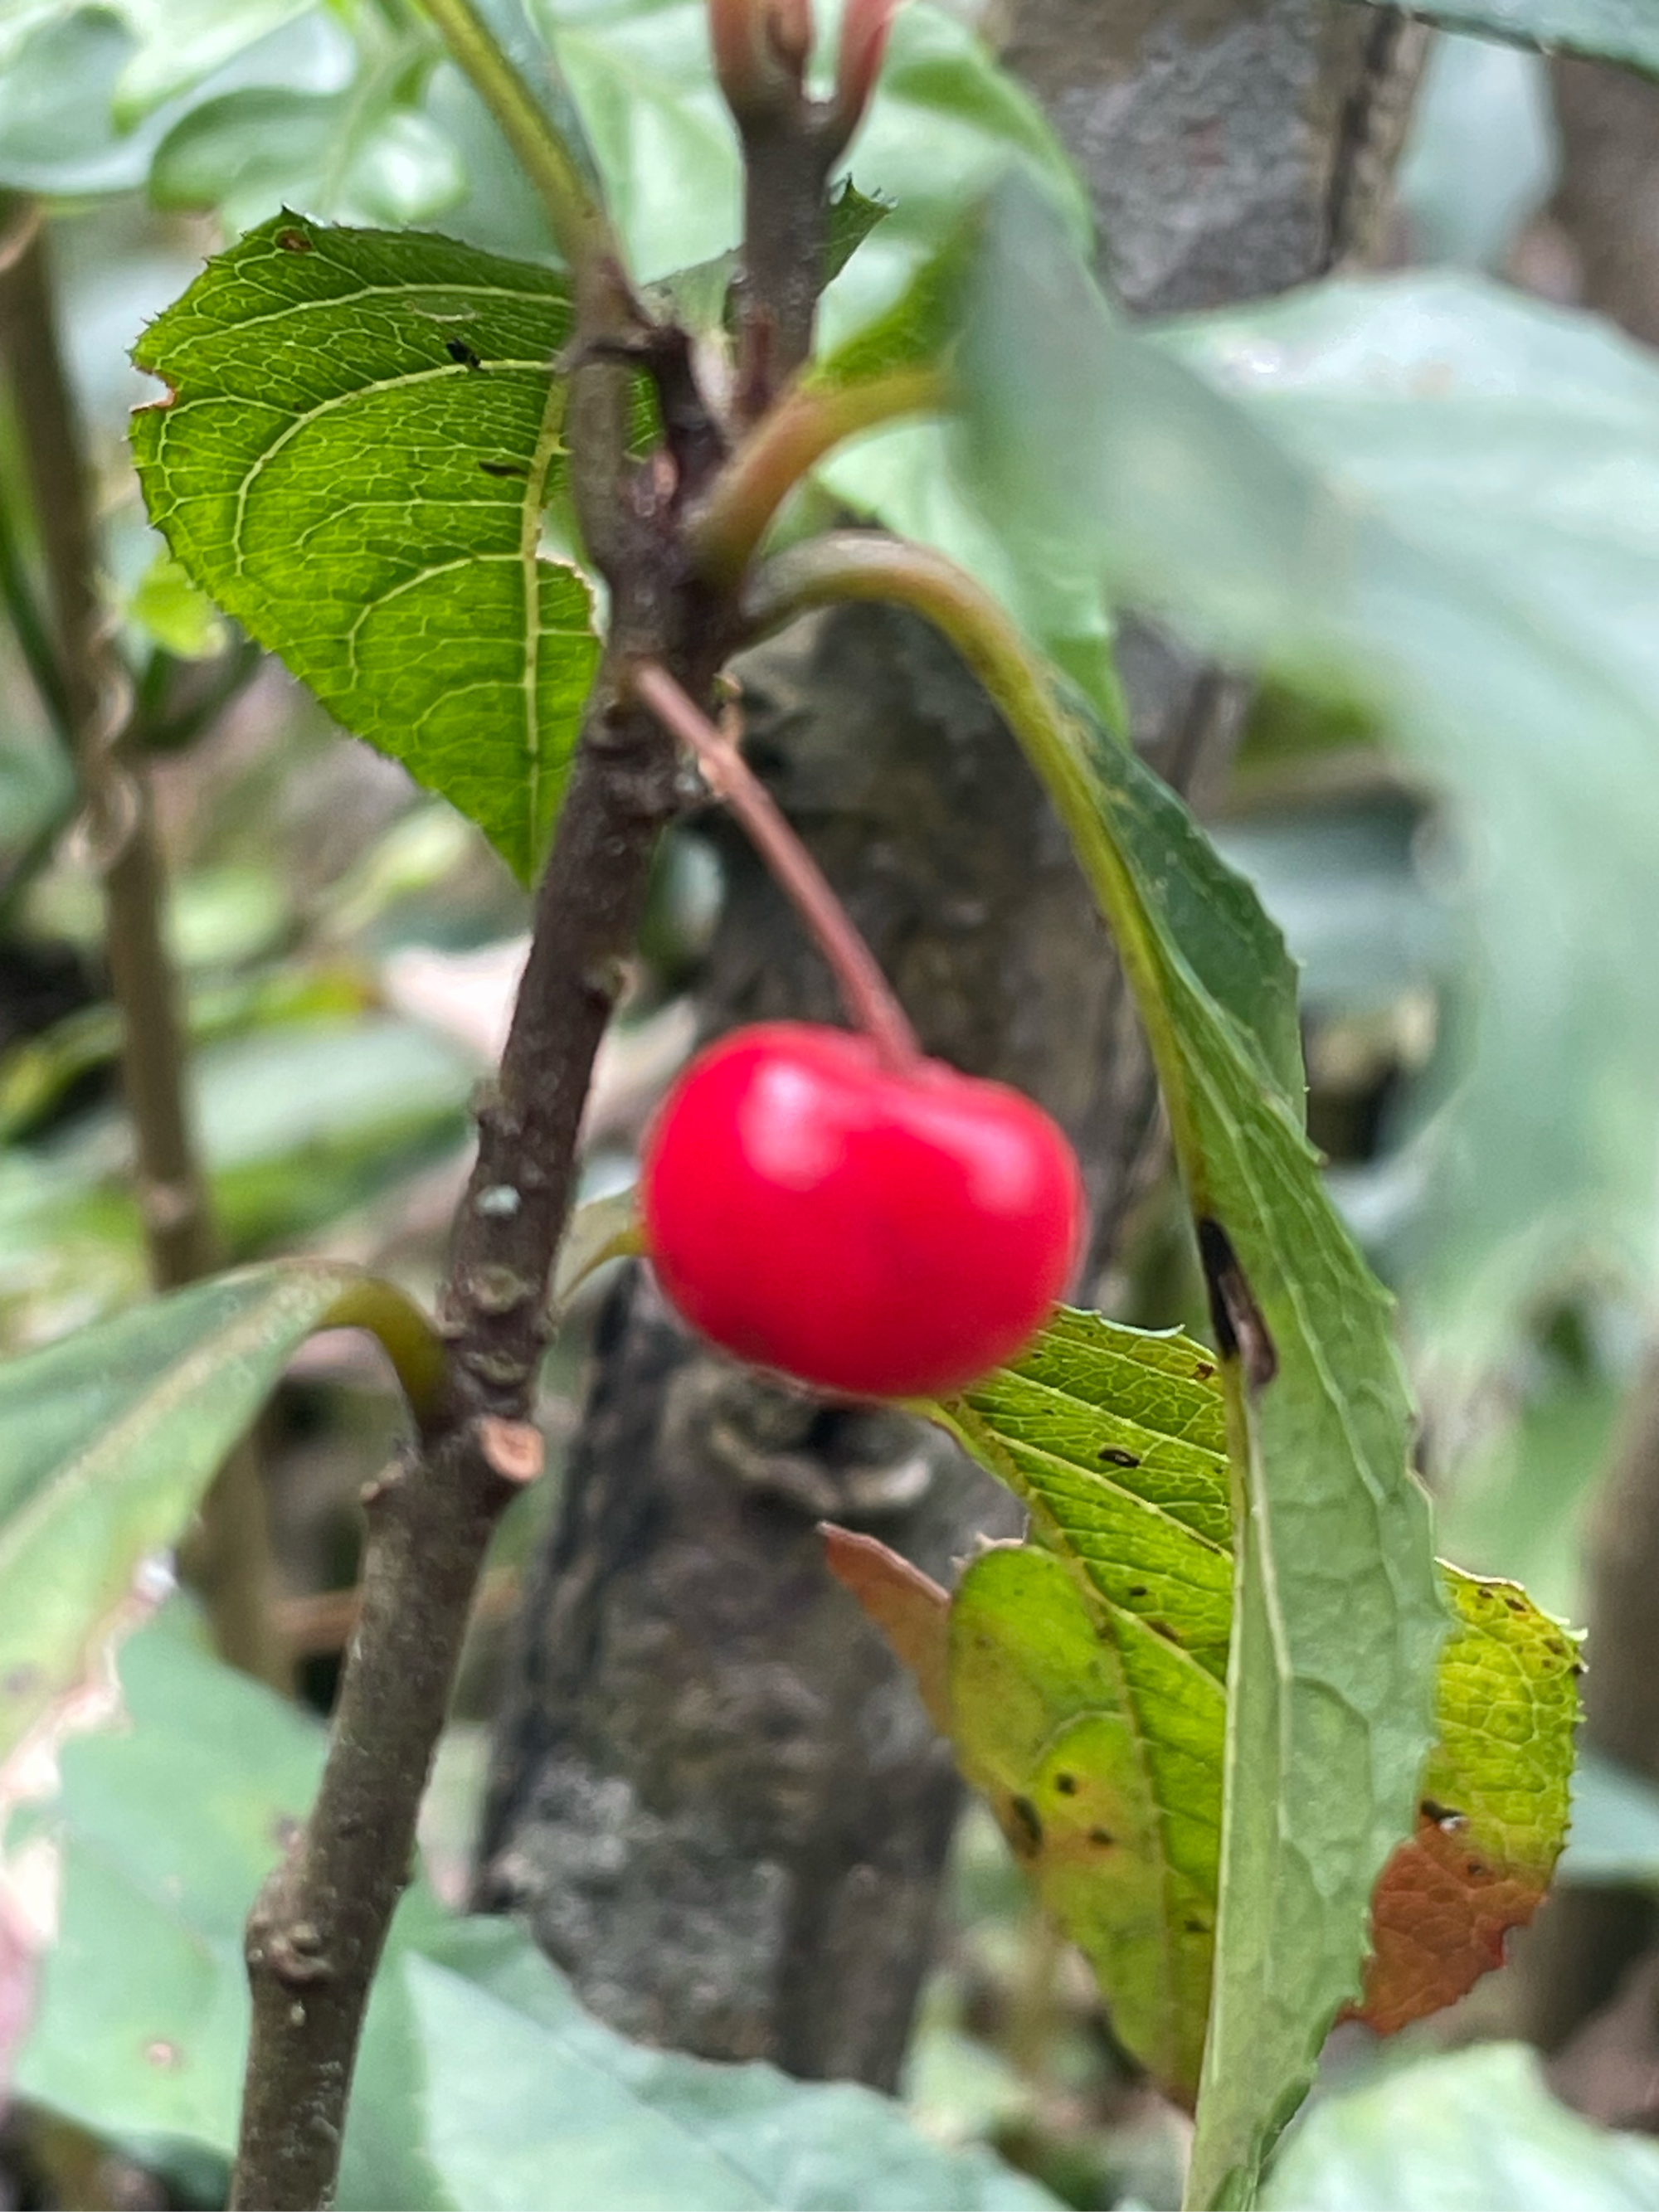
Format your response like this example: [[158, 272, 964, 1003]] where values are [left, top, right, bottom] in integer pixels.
[[709, 0, 897, 148]]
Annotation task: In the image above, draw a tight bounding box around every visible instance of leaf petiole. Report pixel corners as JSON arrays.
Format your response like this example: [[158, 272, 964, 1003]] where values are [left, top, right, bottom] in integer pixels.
[[629, 659, 921, 1069]]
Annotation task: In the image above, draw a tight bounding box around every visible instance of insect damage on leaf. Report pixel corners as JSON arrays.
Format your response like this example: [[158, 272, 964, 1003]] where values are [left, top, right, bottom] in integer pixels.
[[1355, 1568, 1579, 2035], [833, 1311, 1579, 2109]]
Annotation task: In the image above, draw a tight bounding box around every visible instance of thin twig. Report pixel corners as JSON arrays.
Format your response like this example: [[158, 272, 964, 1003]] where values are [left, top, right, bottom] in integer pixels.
[[230, 673, 693, 2209], [688, 364, 946, 584], [631, 659, 918, 1067], [711, 0, 894, 418], [0, 205, 288, 1693], [225, 7, 867, 2192]]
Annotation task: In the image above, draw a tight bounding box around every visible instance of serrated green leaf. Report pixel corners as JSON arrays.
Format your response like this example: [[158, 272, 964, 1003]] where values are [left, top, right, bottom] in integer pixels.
[[907, 1316, 1569, 2123], [1356, 1566, 1578, 2033], [810, 211, 977, 392], [832, 1311, 1573, 2122], [941, 1309, 1233, 1682], [778, 517, 1446, 2196], [0, 1262, 435, 1767], [947, 1544, 1222, 2106], [649, 178, 889, 339], [825, 178, 893, 285], [12, 1610, 1060, 2211], [1357, 0, 1659, 77], [131, 216, 601, 881]]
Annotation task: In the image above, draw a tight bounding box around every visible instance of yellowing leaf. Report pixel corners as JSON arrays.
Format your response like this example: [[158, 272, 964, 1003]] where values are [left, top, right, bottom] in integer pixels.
[[1356, 1568, 1580, 2035], [831, 1311, 1578, 2117]]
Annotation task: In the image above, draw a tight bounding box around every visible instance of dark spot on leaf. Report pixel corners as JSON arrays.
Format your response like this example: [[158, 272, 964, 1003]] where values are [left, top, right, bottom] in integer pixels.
[[1193, 1360, 1215, 1381], [1194, 1217, 1277, 1390], [1504, 1594, 1525, 1612], [1098, 1446, 1141, 1468], [1150, 1620, 1180, 1643], [1054, 1772, 1078, 1796], [446, 337, 483, 370], [1420, 1799, 1466, 1831], [1185, 1916, 1208, 1935], [275, 227, 311, 253], [1007, 1795, 1043, 1857], [479, 459, 527, 478], [1088, 1828, 1114, 1849], [1466, 1860, 1487, 1879], [1126, 1586, 1149, 1598]]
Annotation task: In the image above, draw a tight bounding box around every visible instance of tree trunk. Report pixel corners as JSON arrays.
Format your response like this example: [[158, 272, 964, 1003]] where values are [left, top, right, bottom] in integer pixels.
[[474, 0, 1425, 2084]]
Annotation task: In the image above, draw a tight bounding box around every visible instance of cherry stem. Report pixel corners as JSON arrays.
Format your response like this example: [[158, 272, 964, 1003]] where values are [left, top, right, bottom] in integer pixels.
[[630, 660, 922, 1071]]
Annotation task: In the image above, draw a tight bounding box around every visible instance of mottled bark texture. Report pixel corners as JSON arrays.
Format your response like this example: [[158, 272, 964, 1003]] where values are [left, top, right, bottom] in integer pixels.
[[474, 0, 1424, 2083]]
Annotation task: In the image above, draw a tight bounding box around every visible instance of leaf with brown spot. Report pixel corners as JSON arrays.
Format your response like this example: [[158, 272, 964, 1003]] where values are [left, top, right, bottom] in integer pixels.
[[843, 1311, 1583, 2112], [946, 1544, 1221, 2107], [1355, 1568, 1579, 2035]]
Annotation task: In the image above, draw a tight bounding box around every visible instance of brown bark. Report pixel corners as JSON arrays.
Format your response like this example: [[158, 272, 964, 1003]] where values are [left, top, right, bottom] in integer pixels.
[[474, 0, 1427, 2088], [1547, 58, 1659, 346]]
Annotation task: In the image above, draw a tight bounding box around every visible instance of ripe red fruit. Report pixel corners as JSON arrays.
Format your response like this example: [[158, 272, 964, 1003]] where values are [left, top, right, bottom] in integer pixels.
[[641, 1021, 1084, 1398]]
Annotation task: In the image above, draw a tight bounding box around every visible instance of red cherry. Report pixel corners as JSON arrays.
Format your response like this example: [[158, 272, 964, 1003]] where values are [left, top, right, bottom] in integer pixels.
[[640, 1022, 1085, 1398]]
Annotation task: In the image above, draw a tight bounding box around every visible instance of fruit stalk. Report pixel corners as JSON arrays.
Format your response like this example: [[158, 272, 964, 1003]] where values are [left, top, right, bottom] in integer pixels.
[[631, 659, 921, 1069]]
